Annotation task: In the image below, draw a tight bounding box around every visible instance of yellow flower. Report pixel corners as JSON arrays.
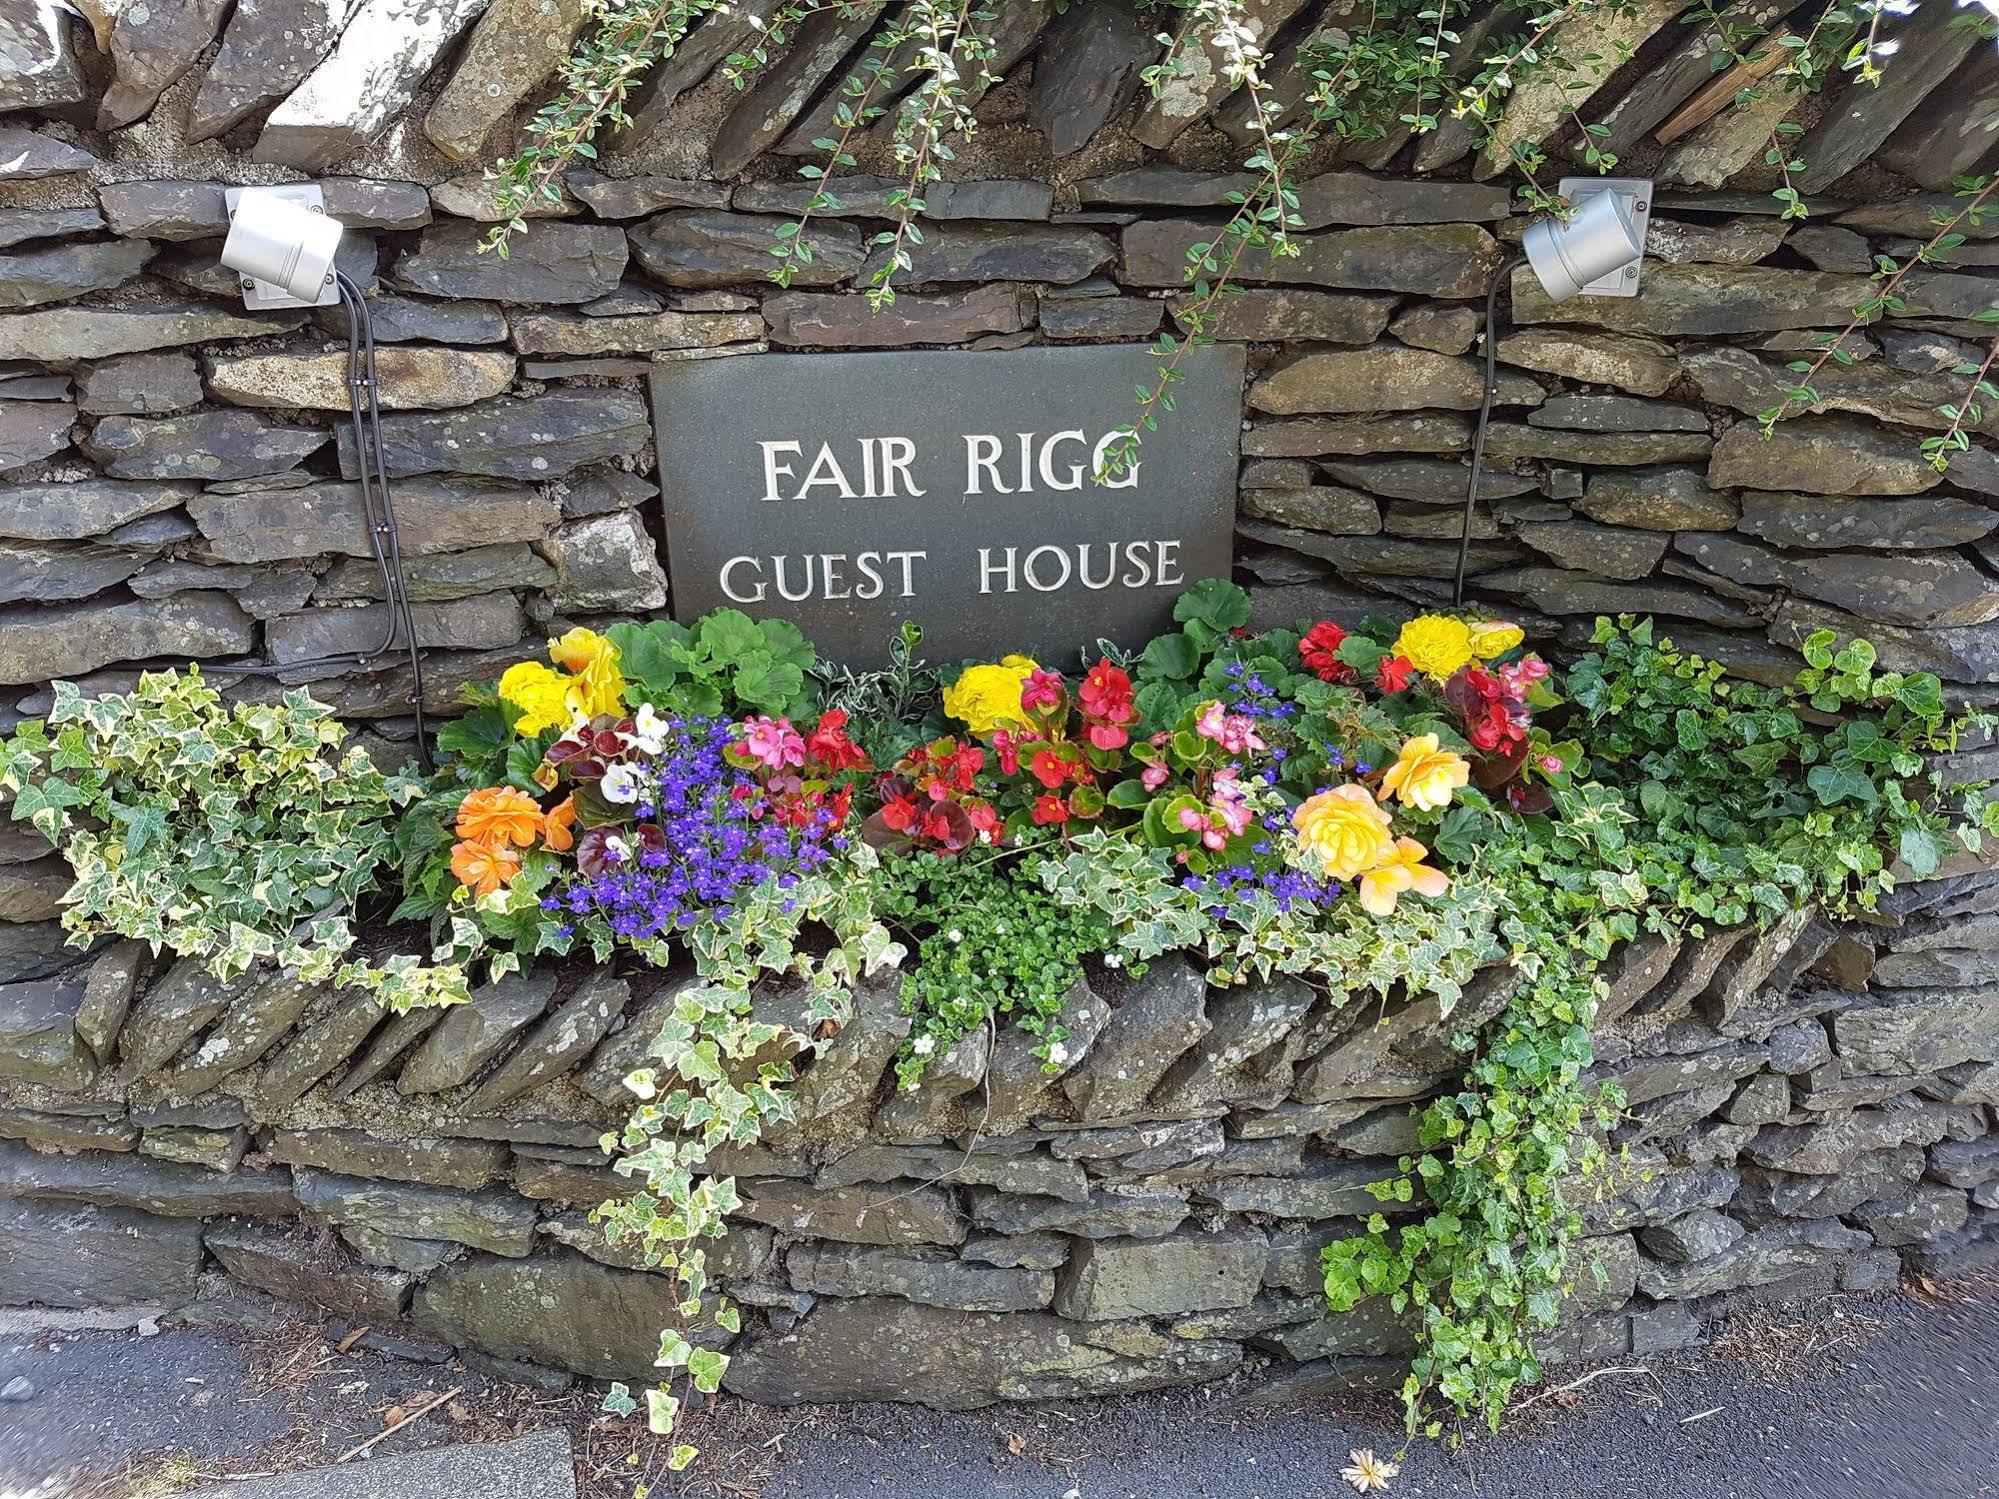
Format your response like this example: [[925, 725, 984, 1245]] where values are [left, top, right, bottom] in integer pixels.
[[549, 626, 616, 674], [942, 653, 1038, 735], [1291, 784, 1396, 881], [567, 647, 628, 720], [1469, 619, 1524, 659], [1379, 733, 1471, 813], [498, 660, 573, 737], [1392, 614, 1475, 681], [1357, 836, 1449, 917]]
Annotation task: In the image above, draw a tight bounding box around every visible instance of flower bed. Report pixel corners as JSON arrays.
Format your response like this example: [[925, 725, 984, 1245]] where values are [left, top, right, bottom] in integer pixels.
[[3, 581, 1993, 1451]]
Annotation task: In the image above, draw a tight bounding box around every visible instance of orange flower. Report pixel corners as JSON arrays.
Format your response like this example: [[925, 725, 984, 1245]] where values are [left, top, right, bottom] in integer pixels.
[[456, 786, 542, 848], [1379, 734, 1471, 813], [542, 794, 577, 853], [1357, 837, 1449, 917], [450, 839, 521, 898]]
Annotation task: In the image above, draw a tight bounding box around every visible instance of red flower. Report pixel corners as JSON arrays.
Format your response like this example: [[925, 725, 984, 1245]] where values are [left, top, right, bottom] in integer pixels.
[[992, 726, 1023, 777], [1021, 668, 1065, 713], [1300, 621, 1356, 684], [803, 709, 869, 771], [1029, 748, 1073, 790], [1377, 655, 1414, 694], [1086, 721, 1129, 752], [1078, 660, 1136, 721], [1031, 794, 1070, 825]]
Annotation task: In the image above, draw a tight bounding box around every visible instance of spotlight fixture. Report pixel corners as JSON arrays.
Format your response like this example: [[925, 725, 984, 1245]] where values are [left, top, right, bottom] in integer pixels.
[[1454, 177, 1654, 606], [214, 186, 430, 766]]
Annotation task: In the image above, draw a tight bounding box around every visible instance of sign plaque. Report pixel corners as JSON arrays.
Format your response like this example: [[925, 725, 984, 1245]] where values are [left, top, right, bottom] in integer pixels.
[[648, 344, 1245, 666]]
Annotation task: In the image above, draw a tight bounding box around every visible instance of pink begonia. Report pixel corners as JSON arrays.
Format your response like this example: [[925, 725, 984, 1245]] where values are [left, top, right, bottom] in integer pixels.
[[738, 715, 807, 769], [1141, 763, 1171, 792], [1193, 700, 1266, 757], [1211, 778, 1253, 838]]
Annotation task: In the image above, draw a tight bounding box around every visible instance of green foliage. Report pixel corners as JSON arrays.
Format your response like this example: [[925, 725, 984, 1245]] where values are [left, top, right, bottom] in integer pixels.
[[0, 671, 440, 1002], [608, 609, 819, 720]]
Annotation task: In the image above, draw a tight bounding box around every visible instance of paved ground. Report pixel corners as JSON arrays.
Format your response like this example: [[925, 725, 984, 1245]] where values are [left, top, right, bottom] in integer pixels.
[[3, 1277, 1994, 1499]]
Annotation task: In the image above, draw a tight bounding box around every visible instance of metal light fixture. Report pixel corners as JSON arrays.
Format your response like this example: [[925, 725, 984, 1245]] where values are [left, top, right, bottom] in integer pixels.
[[1453, 178, 1654, 604], [214, 186, 431, 765]]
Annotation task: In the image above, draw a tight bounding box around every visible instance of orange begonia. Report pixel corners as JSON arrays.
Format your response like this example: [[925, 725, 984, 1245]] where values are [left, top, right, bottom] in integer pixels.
[[1291, 784, 1397, 882], [1379, 734, 1471, 813], [450, 839, 522, 898], [456, 786, 542, 848], [1357, 837, 1449, 917], [542, 795, 577, 853]]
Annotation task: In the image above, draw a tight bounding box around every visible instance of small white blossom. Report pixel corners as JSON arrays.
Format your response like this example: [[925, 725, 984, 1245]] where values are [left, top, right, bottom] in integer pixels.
[[629, 702, 668, 756], [603, 834, 632, 864], [601, 764, 643, 804], [1104, 954, 1123, 968], [911, 1035, 935, 1056], [1047, 1042, 1069, 1065], [947, 928, 963, 942]]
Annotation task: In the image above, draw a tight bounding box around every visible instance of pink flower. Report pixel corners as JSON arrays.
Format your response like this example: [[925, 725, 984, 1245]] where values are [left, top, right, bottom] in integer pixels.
[[1021, 668, 1065, 712], [738, 715, 806, 769], [1193, 701, 1266, 757], [1141, 763, 1170, 792], [1177, 806, 1208, 833], [1540, 754, 1563, 774], [1212, 788, 1252, 838]]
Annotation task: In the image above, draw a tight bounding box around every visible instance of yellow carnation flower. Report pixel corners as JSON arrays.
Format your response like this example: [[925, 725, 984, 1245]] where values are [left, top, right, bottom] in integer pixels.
[[942, 653, 1038, 735], [1469, 620, 1525, 659], [1393, 615, 1476, 681], [1357, 836, 1449, 917], [1379, 734, 1471, 813], [549, 626, 616, 674], [1291, 784, 1396, 881], [499, 661, 572, 737]]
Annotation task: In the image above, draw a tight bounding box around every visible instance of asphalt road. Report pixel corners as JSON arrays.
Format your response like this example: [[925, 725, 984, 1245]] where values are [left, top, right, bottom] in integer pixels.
[[3, 1281, 1994, 1499]]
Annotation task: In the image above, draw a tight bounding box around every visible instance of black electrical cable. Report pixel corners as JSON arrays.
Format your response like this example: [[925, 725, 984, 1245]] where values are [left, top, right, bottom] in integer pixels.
[[1453, 252, 1529, 609], [200, 271, 432, 770]]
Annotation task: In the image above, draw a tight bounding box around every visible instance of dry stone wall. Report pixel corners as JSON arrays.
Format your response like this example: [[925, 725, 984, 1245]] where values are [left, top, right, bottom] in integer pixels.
[[1, 863, 1997, 1402], [2, 0, 1999, 1404]]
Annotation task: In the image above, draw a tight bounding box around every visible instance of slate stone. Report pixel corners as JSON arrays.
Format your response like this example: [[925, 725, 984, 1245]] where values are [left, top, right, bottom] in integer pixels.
[[1879, 49, 1999, 190], [1645, 217, 1788, 266], [982, 976, 1114, 1135], [335, 389, 649, 481], [0, 1138, 294, 1217], [1245, 414, 1472, 458], [1054, 1225, 1267, 1322], [0, 374, 69, 402], [1475, 0, 1683, 176], [118, 959, 255, 1078], [968, 1184, 1189, 1241], [312, 293, 507, 346], [1516, 522, 1668, 581], [874, 1031, 987, 1143], [1481, 567, 1760, 627], [1497, 328, 1679, 397], [0, 477, 189, 543], [0, 1198, 203, 1309], [1684, 344, 1998, 437], [314, 544, 550, 607], [707, 5, 883, 176], [256, 993, 387, 1109], [861, 223, 1112, 286], [1131, 0, 1312, 147], [395, 220, 627, 304], [1511, 263, 1878, 336], [0, 240, 152, 309], [1529, 396, 1707, 433], [1833, 991, 1999, 1076], [1796, 0, 1977, 191], [465, 973, 627, 1111], [774, 972, 909, 1140], [1172, 288, 1396, 344], [0, 853, 64, 918], [0, 400, 71, 470], [0, 973, 94, 1088], [0, 1107, 138, 1152], [187, 0, 350, 139], [765, 286, 1028, 348], [83, 411, 326, 483], [1765, 600, 1999, 687], [734, 1179, 964, 1246], [1679, 532, 1999, 629], [415, 1248, 711, 1378], [1578, 467, 1739, 531], [788, 1243, 1055, 1313], [1243, 523, 1520, 582], [270, 1130, 511, 1190], [1251, 349, 1543, 415], [424, 0, 586, 161], [396, 971, 556, 1094], [1481, 425, 1711, 466], [1125, 220, 1502, 298], [1061, 956, 1212, 1121], [0, 127, 94, 181], [1637, 1220, 1871, 1300], [294, 1167, 538, 1256], [1748, 1109, 1962, 1176], [1244, 485, 1382, 536], [629, 210, 862, 289], [1738, 490, 1998, 550], [0, 8, 86, 113], [77, 354, 204, 417], [95, 0, 230, 129], [511, 307, 761, 356], [207, 1221, 414, 1322], [1322, 458, 1538, 504], [1390, 304, 1479, 355], [205, 349, 516, 411], [1028, 0, 1156, 156], [1150, 976, 1316, 1113], [1930, 1138, 1999, 1189], [158, 972, 322, 1097], [252, 0, 488, 169], [1191, 1159, 1394, 1219], [565, 171, 731, 219], [962, 1233, 1071, 1272], [1039, 296, 1164, 340], [97, 180, 232, 241], [0, 589, 253, 687], [727, 1296, 1241, 1408], [0, 923, 79, 984], [819, 1145, 1089, 1202], [188, 476, 558, 564], [736, 178, 1051, 221], [541, 510, 669, 613], [1640, 1207, 1747, 1265]]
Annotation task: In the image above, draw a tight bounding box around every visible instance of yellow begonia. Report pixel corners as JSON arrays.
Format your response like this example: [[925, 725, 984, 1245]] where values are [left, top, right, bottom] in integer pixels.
[[499, 661, 573, 737], [1291, 784, 1396, 881], [567, 648, 628, 721], [549, 626, 616, 674], [1469, 620, 1525, 659], [1379, 734, 1471, 813], [1392, 615, 1476, 682], [942, 653, 1038, 735], [1357, 836, 1449, 917]]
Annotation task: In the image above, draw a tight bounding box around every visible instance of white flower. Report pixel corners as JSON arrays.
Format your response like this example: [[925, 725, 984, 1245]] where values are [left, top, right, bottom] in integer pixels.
[[1104, 954, 1123, 968], [1341, 1449, 1399, 1494], [603, 834, 632, 864], [629, 702, 668, 756], [911, 1035, 935, 1056], [947, 928, 963, 942], [601, 764, 643, 804], [1047, 1042, 1069, 1065]]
